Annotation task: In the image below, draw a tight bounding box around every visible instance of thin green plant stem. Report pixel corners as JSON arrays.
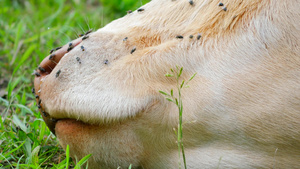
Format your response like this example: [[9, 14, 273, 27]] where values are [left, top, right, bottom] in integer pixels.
[[159, 66, 196, 169]]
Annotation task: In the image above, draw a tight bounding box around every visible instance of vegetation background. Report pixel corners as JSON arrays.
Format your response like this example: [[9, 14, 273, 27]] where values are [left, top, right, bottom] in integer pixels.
[[0, 0, 149, 168]]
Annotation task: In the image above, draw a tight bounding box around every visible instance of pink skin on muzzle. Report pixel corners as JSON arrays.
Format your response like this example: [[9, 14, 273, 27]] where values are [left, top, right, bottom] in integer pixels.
[[33, 34, 90, 135]]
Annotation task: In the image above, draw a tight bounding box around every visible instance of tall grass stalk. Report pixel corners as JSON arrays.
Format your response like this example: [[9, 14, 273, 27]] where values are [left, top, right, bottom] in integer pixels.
[[159, 66, 196, 169]]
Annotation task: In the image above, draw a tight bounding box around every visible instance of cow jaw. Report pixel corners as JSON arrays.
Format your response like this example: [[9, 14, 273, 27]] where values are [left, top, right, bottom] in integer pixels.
[[54, 119, 144, 168]]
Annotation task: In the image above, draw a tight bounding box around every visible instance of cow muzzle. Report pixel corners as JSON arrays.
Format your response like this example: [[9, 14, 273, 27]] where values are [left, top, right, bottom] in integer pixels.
[[33, 32, 92, 135]]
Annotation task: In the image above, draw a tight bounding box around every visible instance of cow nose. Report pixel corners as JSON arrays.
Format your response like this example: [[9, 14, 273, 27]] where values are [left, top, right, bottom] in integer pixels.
[[33, 36, 85, 135]]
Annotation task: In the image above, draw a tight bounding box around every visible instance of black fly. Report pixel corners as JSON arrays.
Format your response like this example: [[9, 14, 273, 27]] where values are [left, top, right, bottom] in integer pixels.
[[56, 70, 61, 78], [131, 47, 136, 54], [82, 35, 89, 40], [76, 57, 81, 64], [197, 33, 202, 40], [137, 8, 144, 12]]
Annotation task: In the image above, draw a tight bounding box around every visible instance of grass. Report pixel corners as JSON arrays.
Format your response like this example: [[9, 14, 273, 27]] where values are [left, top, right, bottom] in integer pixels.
[[0, 0, 148, 168], [159, 67, 196, 169]]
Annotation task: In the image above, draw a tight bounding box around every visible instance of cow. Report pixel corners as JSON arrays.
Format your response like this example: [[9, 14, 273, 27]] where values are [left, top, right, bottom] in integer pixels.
[[33, 0, 300, 168]]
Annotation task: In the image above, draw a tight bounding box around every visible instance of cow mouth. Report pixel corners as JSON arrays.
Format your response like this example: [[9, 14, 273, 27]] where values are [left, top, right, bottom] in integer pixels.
[[33, 32, 92, 135]]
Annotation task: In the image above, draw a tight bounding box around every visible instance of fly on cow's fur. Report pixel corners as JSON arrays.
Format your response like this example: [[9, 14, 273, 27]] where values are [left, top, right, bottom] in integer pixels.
[[130, 46, 137, 54], [85, 29, 92, 35], [189, 0, 194, 6], [197, 33, 201, 40], [55, 69, 61, 78], [76, 57, 81, 64], [137, 8, 144, 12], [67, 47, 73, 52], [218, 2, 227, 11], [67, 43, 73, 51], [82, 35, 89, 40]]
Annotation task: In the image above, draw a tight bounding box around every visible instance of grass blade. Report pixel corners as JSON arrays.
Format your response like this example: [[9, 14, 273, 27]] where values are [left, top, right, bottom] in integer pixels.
[[159, 90, 170, 96], [65, 145, 70, 169], [74, 154, 92, 169], [0, 141, 26, 161]]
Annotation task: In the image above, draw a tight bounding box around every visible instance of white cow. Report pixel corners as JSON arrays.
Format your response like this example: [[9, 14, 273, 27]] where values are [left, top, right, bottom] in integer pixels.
[[34, 0, 300, 168]]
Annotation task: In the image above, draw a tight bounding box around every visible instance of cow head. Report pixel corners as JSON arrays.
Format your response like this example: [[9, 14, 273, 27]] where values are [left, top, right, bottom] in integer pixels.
[[33, 0, 300, 168]]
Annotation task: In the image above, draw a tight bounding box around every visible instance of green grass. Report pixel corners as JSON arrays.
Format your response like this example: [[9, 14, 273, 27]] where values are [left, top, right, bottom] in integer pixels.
[[0, 0, 148, 168], [159, 67, 196, 169]]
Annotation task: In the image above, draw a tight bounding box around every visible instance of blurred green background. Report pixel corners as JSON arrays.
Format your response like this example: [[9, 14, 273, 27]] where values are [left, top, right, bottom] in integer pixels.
[[0, 0, 149, 168]]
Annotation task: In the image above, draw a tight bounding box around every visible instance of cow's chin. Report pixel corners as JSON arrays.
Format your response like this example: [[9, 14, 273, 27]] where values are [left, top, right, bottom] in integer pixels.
[[55, 119, 97, 149], [55, 118, 144, 169], [54, 119, 100, 167], [55, 119, 89, 136]]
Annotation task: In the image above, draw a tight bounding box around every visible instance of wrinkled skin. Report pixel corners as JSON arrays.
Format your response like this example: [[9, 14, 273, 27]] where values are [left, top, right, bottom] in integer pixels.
[[33, 0, 300, 168]]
